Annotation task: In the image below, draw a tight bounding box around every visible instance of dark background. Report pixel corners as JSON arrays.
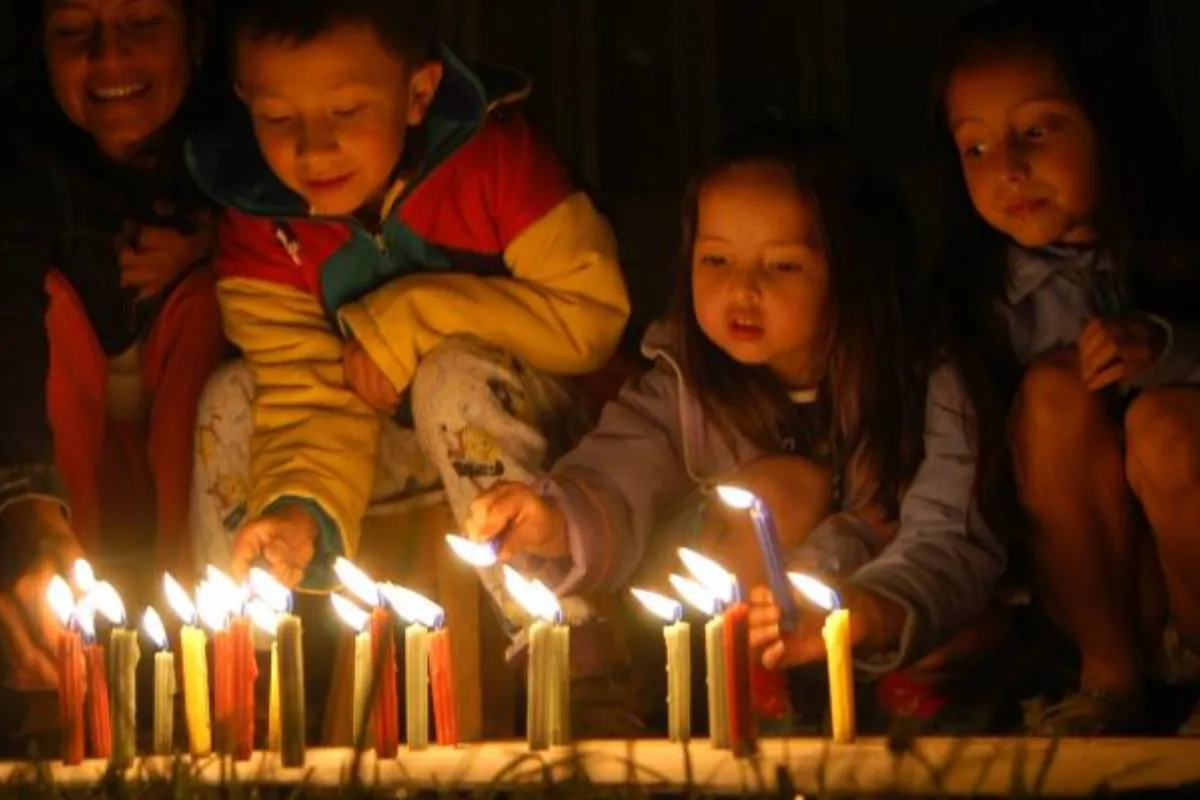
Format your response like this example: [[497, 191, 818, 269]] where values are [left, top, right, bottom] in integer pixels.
[[3, 0, 1200, 336]]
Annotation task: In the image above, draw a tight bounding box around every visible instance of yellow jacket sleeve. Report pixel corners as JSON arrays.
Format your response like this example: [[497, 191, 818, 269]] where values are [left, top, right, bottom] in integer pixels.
[[218, 276, 380, 562], [336, 192, 630, 394]]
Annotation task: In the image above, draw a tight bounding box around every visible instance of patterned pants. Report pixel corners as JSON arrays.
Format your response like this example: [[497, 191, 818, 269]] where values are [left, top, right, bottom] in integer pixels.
[[190, 336, 596, 636]]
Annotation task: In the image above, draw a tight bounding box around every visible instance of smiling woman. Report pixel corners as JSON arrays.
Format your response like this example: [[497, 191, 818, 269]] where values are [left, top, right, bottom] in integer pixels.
[[0, 0, 231, 711]]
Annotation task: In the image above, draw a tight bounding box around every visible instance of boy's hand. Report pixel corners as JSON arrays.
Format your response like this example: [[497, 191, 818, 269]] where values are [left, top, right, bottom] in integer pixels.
[[229, 506, 320, 588], [465, 482, 569, 561], [747, 584, 904, 669], [344, 339, 400, 415], [117, 211, 214, 301], [1078, 315, 1167, 391], [0, 498, 83, 690]]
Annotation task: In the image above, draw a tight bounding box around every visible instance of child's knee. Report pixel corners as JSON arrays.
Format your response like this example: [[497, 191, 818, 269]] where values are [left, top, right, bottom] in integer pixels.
[[1011, 353, 1103, 456], [1125, 387, 1200, 502]]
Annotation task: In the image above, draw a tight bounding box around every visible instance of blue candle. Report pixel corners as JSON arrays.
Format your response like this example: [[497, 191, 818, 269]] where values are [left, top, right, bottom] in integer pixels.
[[715, 486, 799, 630]]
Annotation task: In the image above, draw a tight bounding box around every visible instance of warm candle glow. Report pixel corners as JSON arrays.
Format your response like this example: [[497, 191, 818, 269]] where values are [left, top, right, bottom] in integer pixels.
[[249, 567, 291, 614], [679, 548, 737, 604], [444, 534, 498, 567], [631, 588, 684, 623], [502, 566, 561, 622], [333, 558, 381, 607], [47, 575, 75, 626], [90, 582, 126, 626], [715, 485, 757, 510], [330, 594, 370, 632], [163, 573, 198, 625], [380, 583, 445, 629], [73, 559, 96, 593], [788, 572, 841, 611], [76, 598, 97, 641], [143, 607, 168, 650], [669, 574, 719, 617], [205, 565, 248, 611], [195, 581, 228, 632], [246, 598, 280, 636]]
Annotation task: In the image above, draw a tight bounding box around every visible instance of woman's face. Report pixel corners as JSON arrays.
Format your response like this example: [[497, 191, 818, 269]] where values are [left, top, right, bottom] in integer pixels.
[[43, 0, 196, 161]]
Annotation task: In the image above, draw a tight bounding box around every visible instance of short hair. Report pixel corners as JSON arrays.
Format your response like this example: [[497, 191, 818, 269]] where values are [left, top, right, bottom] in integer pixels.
[[229, 0, 438, 66]]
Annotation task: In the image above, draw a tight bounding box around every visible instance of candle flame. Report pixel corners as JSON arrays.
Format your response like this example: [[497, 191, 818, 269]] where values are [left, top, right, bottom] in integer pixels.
[[90, 581, 125, 626], [379, 583, 445, 629], [330, 594, 370, 632], [503, 566, 561, 622], [143, 607, 168, 650], [73, 559, 96, 593], [444, 534, 498, 567], [788, 572, 841, 611], [631, 588, 684, 624], [333, 558, 380, 607], [668, 574, 718, 617], [46, 575, 75, 627], [715, 484, 757, 511], [195, 581, 229, 632], [76, 596, 96, 640], [248, 567, 291, 614], [246, 598, 279, 635], [163, 573, 197, 625], [678, 547, 737, 604], [205, 565, 248, 611]]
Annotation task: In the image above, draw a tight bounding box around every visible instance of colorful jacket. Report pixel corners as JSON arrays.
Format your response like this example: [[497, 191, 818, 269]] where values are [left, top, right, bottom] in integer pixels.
[[540, 322, 1006, 672], [185, 47, 629, 583]]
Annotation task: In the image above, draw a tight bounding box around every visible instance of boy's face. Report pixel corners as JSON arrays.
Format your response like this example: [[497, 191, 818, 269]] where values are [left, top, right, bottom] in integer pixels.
[[235, 23, 442, 217]]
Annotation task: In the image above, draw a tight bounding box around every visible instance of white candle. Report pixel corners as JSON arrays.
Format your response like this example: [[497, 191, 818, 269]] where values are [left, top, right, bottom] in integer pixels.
[[379, 584, 444, 751], [504, 567, 569, 750], [91, 581, 138, 766], [331, 595, 373, 747], [143, 608, 176, 755], [670, 574, 726, 749], [632, 589, 691, 742], [250, 569, 306, 767]]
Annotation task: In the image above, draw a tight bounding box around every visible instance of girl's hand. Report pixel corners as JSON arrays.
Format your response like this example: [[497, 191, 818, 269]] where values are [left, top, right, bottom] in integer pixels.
[[465, 481, 569, 561], [747, 584, 904, 669], [1078, 316, 1167, 391], [228, 506, 320, 588], [117, 211, 214, 301]]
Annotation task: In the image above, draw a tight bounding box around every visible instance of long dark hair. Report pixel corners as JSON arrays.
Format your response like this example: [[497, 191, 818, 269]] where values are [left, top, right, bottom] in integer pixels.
[[929, 0, 1200, 532], [674, 116, 927, 516]]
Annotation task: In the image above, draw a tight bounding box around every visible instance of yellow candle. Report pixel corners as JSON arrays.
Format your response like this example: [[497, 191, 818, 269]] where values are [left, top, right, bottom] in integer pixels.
[[664, 620, 691, 742], [823, 608, 855, 743], [405, 623, 430, 750], [704, 615, 728, 749], [267, 641, 280, 752], [180, 625, 213, 756], [548, 622, 570, 747], [153, 650, 176, 755]]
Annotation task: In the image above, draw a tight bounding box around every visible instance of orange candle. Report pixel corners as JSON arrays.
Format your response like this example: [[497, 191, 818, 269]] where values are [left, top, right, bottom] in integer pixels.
[[212, 627, 232, 753], [370, 607, 399, 758], [429, 628, 459, 746], [722, 601, 755, 756], [84, 641, 112, 759], [47, 577, 84, 765], [229, 615, 257, 760]]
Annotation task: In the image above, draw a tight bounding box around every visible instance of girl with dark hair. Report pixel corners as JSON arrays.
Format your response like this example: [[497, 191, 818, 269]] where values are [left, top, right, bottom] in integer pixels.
[[0, 0, 230, 692], [466, 116, 1006, 712], [931, 0, 1200, 734]]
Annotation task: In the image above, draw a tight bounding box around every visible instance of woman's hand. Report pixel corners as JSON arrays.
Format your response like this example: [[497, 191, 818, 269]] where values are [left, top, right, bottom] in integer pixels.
[[117, 210, 214, 301]]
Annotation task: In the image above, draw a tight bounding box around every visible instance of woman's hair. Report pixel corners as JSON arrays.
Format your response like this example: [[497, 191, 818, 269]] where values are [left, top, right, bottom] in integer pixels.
[[928, 0, 1200, 532], [672, 116, 927, 517]]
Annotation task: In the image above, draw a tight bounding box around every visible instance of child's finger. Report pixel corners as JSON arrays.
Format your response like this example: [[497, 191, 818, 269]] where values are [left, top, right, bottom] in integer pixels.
[[1079, 338, 1119, 382], [1085, 362, 1125, 392], [760, 640, 786, 670], [748, 622, 780, 651], [748, 602, 781, 628], [748, 586, 775, 606]]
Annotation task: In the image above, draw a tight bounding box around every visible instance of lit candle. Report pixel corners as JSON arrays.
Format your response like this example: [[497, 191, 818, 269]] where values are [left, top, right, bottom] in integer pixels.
[[47, 576, 84, 765], [247, 598, 281, 753], [91, 581, 138, 766], [444, 534, 498, 567], [679, 548, 755, 756], [714, 486, 798, 630], [331, 595, 373, 748], [632, 588, 691, 742], [164, 574, 212, 756], [76, 598, 111, 759], [142, 607, 175, 755], [335, 558, 398, 758], [206, 566, 255, 761], [669, 574, 726, 748], [249, 569, 305, 767], [790, 573, 855, 743], [380, 583, 459, 749], [504, 567, 569, 751]]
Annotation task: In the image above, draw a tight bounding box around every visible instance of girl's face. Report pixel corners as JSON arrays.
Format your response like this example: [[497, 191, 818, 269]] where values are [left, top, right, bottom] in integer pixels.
[[43, 0, 195, 161], [692, 160, 830, 389], [946, 53, 1101, 247]]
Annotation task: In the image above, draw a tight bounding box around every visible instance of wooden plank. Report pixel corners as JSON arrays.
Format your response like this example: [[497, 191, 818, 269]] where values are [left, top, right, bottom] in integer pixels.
[[14, 738, 1200, 795]]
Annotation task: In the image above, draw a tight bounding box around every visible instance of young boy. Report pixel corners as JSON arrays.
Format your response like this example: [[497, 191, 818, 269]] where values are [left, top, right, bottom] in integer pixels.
[[185, 0, 638, 733]]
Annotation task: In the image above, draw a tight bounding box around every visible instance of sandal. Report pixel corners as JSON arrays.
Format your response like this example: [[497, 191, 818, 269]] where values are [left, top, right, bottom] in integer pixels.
[[1024, 689, 1144, 736]]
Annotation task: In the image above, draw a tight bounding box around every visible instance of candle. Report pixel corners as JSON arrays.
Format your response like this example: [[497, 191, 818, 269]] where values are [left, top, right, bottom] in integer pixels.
[[503, 567, 569, 750], [428, 624, 459, 746], [206, 566, 256, 761], [164, 574, 212, 756], [142, 607, 176, 755], [247, 599, 281, 753], [76, 601, 111, 759], [380, 583, 459, 750], [250, 569, 306, 767], [91, 582, 138, 766], [335, 558, 398, 758], [670, 574, 726, 748], [632, 589, 691, 743], [790, 573, 856, 743], [47, 576, 85, 765], [714, 486, 798, 630], [331, 595, 373, 749]]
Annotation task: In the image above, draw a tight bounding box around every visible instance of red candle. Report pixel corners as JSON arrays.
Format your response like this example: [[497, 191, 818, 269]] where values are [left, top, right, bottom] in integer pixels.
[[57, 629, 85, 765], [722, 602, 755, 756], [229, 616, 257, 760], [84, 642, 112, 759], [751, 662, 792, 719], [212, 628, 232, 753], [429, 628, 459, 746], [370, 607, 399, 757]]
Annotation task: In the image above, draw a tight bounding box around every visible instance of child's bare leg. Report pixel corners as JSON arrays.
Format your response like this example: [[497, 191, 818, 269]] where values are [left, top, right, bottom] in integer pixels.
[[1010, 351, 1143, 699]]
